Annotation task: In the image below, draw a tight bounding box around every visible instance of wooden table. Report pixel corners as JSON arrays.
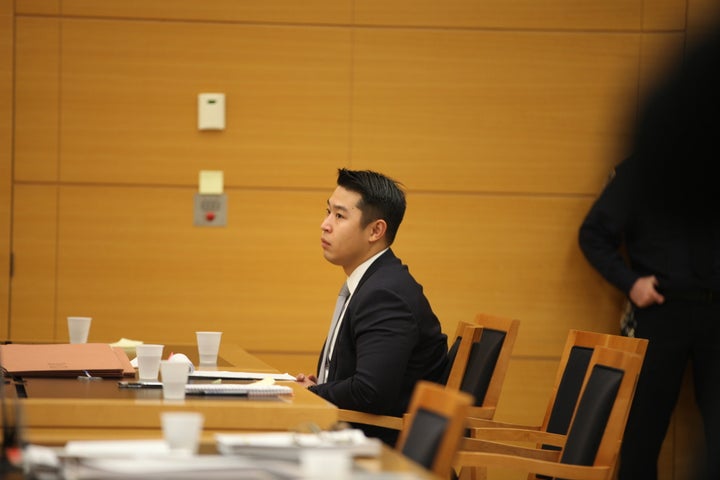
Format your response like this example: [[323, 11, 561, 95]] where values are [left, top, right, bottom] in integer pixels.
[[2, 343, 440, 479], [6, 343, 338, 445]]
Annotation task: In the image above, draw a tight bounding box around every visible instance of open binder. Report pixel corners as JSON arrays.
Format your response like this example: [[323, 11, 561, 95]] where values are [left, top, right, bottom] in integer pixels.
[[0, 343, 135, 378]]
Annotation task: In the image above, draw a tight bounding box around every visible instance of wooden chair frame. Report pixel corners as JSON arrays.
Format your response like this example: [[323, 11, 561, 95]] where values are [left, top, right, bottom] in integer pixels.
[[396, 380, 473, 479], [449, 313, 519, 421], [455, 345, 645, 480], [336, 319, 476, 431], [337, 313, 519, 433], [466, 329, 647, 432]]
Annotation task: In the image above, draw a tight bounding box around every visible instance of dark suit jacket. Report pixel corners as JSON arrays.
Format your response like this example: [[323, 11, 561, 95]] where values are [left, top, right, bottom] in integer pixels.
[[309, 249, 448, 444]]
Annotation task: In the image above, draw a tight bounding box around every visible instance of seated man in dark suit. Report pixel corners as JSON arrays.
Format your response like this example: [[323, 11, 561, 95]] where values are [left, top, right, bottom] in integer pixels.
[[296, 168, 449, 446]]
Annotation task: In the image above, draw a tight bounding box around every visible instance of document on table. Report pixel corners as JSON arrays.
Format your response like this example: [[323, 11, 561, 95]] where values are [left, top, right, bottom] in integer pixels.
[[61, 455, 426, 479], [58, 441, 300, 478], [26, 441, 424, 479], [185, 383, 294, 397], [190, 370, 296, 381], [215, 429, 382, 460], [64, 455, 293, 479], [64, 440, 171, 458]]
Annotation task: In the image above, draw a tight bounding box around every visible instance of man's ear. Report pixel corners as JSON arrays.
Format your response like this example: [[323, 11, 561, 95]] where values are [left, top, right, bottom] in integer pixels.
[[368, 219, 387, 243]]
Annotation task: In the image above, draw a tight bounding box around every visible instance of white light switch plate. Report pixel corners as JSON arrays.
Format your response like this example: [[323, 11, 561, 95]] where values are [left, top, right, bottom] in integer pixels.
[[198, 93, 225, 130]]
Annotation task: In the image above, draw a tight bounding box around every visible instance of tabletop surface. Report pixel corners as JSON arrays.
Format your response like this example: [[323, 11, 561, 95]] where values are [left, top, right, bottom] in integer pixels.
[[0, 343, 440, 479], [3, 342, 339, 442]]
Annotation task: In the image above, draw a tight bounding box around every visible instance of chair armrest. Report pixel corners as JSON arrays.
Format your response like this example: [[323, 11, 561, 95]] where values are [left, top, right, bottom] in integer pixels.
[[455, 451, 610, 480], [337, 409, 404, 430], [467, 406, 495, 420], [467, 427, 566, 447], [459, 437, 560, 461], [465, 417, 542, 430]]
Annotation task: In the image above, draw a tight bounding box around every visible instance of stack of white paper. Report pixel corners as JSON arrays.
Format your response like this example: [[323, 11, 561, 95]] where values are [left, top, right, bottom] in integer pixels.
[[215, 430, 382, 460]]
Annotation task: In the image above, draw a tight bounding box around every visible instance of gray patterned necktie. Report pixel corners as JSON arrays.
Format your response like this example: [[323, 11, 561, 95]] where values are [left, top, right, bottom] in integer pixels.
[[317, 283, 350, 384]]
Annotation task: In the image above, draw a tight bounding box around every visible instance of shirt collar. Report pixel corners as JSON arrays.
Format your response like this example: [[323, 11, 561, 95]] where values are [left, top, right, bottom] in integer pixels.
[[346, 248, 389, 295]]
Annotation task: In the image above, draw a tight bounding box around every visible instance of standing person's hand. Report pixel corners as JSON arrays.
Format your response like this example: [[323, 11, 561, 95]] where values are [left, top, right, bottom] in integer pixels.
[[629, 275, 665, 307]]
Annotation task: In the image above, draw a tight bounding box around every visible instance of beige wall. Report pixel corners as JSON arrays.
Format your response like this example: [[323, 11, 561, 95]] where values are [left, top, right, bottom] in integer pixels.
[[3, 0, 719, 478]]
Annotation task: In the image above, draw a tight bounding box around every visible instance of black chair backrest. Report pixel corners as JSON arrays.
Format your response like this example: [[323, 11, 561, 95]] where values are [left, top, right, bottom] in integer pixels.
[[440, 335, 463, 385], [401, 408, 449, 469], [546, 345, 594, 435], [460, 328, 505, 405], [560, 364, 623, 466]]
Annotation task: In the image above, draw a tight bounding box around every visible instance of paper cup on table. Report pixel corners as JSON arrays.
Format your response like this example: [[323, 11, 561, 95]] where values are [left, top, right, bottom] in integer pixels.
[[67, 316, 92, 344], [195, 331, 222, 366], [135, 344, 164, 381], [161, 412, 204, 455], [167, 353, 195, 373], [160, 360, 190, 401], [300, 449, 352, 479]]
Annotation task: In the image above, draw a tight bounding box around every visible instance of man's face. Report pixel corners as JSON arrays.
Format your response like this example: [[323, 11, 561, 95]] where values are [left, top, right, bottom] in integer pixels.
[[320, 186, 374, 274]]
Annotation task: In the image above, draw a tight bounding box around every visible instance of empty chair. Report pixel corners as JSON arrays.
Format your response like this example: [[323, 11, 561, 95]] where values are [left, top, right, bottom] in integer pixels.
[[466, 329, 647, 435], [396, 380, 473, 479], [447, 313, 520, 421], [454, 345, 645, 480]]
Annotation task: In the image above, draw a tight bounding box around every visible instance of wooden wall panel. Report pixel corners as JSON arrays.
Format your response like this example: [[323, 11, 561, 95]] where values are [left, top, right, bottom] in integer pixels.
[[0, 0, 12, 335], [10, 185, 59, 341], [355, 0, 644, 30], [352, 29, 640, 196], [61, 0, 352, 25], [493, 358, 558, 424], [399, 193, 624, 357], [59, 19, 351, 188], [15, 0, 60, 15], [643, 0, 687, 30], [14, 17, 60, 182], [48, 185, 343, 349]]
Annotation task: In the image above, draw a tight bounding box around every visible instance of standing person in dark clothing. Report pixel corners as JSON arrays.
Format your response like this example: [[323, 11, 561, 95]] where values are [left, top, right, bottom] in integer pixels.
[[578, 29, 720, 480], [296, 168, 449, 446]]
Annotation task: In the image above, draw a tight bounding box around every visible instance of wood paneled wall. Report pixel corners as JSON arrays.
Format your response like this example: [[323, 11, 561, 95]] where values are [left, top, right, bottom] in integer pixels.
[[0, 1, 12, 337], [4, 0, 719, 478]]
